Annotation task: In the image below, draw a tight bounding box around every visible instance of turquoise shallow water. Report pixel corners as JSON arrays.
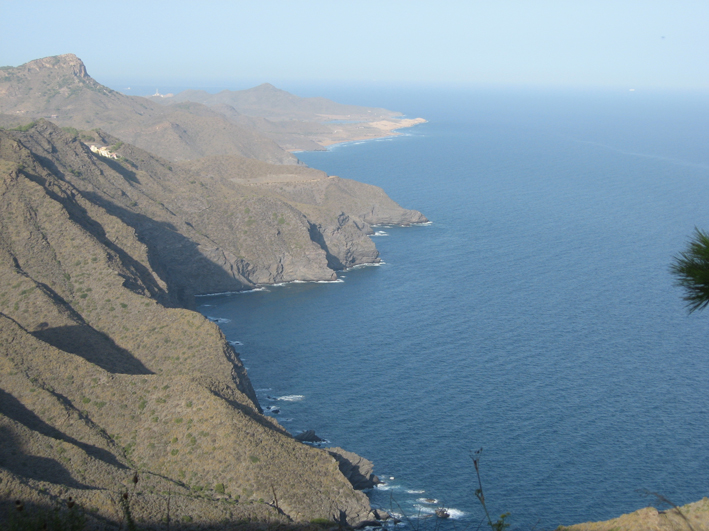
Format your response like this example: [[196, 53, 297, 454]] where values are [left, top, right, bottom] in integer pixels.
[[199, 89, 709, 529]]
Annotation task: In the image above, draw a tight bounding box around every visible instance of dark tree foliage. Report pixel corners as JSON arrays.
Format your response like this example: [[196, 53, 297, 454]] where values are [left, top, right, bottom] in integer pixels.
[[671, 228, 709, 313]]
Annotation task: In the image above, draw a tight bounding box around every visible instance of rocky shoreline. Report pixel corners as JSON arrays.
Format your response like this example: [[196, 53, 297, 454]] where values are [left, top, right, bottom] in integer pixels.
[[0, 121, 423, 528], [0, 53, 431, 529]]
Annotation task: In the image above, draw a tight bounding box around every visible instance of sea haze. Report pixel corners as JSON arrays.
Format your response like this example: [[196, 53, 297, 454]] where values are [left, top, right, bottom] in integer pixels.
[[199, 88, 709, 529]]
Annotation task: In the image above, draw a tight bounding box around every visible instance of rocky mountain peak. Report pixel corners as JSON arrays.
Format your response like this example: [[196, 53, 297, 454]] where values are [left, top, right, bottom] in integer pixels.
[[22, 53, 89, 79]]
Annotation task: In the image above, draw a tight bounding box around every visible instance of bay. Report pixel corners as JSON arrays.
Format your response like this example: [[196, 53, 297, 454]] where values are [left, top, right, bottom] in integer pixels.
[[199, 88, 709, 529]]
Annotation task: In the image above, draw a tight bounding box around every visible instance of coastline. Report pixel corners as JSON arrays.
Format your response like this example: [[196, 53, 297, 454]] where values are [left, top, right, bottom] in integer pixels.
[[289, 117, 427, 152]]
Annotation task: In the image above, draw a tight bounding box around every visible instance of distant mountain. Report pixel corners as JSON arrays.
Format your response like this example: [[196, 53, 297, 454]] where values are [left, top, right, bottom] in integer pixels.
[[151, 84, 426, 152], [0, 54, 297, 164], [158, 83, 399, 121]]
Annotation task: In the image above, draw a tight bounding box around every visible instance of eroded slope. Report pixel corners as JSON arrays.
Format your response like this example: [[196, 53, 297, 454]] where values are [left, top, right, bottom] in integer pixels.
[[0, 129, 375, 527]]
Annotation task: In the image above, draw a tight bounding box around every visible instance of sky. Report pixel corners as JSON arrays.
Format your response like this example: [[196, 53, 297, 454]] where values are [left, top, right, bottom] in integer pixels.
[[1, 1, 708, 92]]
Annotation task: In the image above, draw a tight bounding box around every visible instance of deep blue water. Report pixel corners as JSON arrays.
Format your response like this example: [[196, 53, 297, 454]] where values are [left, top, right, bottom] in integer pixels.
[[199, 88, 709, 529]]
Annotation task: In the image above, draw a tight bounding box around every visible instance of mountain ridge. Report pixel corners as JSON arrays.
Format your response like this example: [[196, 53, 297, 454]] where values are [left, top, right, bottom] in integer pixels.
[[0, 54, 298, 164]]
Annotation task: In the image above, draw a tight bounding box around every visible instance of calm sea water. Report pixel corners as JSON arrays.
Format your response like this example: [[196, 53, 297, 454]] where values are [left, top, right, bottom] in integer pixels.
[[199, 88, 709, 529]]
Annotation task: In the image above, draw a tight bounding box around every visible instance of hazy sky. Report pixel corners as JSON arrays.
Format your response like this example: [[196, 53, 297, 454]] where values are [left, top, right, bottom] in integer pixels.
[[1, 1, 707, 91]]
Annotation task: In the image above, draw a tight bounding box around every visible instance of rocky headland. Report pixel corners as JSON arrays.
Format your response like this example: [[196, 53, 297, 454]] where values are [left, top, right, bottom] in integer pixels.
[[145, 83, 428, 152], [0, 54, 427, 529]]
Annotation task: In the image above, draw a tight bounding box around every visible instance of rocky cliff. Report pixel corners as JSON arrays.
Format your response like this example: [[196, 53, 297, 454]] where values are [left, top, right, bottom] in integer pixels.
[[7, 121, 425, 307], [0, 55, 428, 529], [0, 124, 388, 527]]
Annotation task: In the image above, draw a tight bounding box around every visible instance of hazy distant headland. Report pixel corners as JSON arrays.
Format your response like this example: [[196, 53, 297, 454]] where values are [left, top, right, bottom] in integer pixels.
[[144, 84, 427, 152]]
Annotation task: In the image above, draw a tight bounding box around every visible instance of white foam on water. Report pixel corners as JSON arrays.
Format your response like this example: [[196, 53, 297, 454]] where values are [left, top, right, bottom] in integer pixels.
[[198, 304, 213, 307], [228, 340, 243, 346], [348, 261, 386, 270], [411, 507, 464, 520], [196, 287, 267, 297], [446, 509, 466, 520], [302, 439, 330, 446], [406, 490, 425, 494], [416, 498, 438, 504], [207, 316, 231, 323], [278, 395, 305, 402], [415, 221, 433, 226], [372, 231, 389, 237], [290, 279, 344, 285]]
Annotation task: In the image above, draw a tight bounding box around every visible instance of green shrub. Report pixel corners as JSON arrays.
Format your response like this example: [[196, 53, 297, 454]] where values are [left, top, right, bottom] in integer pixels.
[[11, 121, 37, 132]]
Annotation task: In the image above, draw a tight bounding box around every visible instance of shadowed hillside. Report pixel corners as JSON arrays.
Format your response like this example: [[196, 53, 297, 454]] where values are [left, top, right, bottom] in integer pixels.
[[0, 122, 388, 523], [0, 54, 429, 529], [5, 121, 425, 306]]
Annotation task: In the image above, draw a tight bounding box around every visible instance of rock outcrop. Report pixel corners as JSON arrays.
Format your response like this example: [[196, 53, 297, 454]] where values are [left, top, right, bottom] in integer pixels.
[[327, 448, 380, 490], [557, 497, 709, 531]]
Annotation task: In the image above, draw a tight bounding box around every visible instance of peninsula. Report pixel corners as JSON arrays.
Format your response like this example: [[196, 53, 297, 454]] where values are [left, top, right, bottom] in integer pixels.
[[145, 83, 427, 152]]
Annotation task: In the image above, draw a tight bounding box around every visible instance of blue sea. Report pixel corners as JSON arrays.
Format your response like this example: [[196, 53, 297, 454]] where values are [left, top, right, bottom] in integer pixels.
[[198, 88, 709, 529]]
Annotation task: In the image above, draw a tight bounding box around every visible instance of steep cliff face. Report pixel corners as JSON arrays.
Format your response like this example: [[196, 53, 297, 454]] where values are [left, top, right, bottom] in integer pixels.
[[8, 121, 426, 305], [0, 127, 377, 526]]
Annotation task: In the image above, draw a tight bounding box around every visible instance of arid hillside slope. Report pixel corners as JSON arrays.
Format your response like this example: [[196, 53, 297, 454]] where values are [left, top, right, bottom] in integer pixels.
[[6, 121, 425, 306], [0, 55, 297, 164], [0, 125, 382, 527]]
